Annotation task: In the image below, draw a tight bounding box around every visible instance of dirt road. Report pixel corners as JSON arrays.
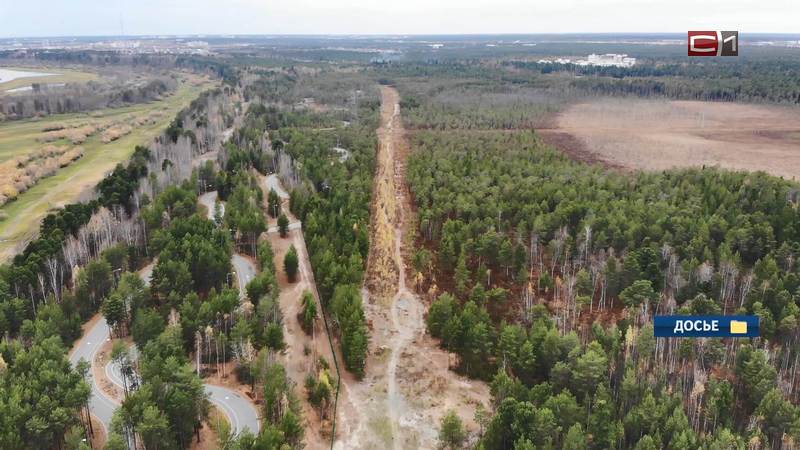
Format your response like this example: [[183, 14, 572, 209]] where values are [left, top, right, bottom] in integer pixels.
[[256, 172, 350, 449], [263, 174, 290, 199], [336, 86, 490, 450]]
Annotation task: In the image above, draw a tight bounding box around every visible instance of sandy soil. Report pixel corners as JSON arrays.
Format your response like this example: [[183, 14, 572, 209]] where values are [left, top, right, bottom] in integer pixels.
[[88, 414, 106, 449], [546, 98, 800, 180], [363, 87, 401, 301], [268, 226, 343, 449], [257, 172, 346, 449], [336, 86, 490, 450], [191, 430, 218, 450], [189, 411, 224, 450]]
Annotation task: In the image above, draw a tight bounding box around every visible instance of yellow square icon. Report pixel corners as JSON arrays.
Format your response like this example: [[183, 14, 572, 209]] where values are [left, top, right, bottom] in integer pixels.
[[730, 320, 748, 334]]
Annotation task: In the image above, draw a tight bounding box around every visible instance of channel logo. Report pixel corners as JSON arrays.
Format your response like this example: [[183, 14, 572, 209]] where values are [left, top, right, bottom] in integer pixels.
[[654, 315, 759, 337], [688, 31, 739, 56]]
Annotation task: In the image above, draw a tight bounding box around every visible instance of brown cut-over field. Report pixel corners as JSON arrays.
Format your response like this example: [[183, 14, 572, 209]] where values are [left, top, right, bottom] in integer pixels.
[[545, 98, 800, 180]]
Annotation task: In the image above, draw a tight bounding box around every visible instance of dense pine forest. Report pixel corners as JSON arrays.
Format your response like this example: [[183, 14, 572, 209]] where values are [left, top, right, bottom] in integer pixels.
[[105, 153, 303, 449], [0, 54, 378, 447], [2, 37, 800, 449], [393, 66, 800, 449], [238, 69, 379, 377], [509, 59, 800, 103], [0, 62, 308, 448]]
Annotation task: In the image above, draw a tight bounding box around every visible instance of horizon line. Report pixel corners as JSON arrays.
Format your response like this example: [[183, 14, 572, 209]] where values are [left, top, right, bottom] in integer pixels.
[[3, 31, 800, 40]]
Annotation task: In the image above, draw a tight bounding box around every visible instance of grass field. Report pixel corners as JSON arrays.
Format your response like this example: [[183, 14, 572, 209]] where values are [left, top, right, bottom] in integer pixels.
[[0, 91, 179, 162], [0, 75, 215, 262], [0, 66, 98, 91]]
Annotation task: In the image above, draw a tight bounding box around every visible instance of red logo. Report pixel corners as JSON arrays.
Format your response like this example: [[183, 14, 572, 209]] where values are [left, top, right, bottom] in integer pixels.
[[688, 31, 738, 56]]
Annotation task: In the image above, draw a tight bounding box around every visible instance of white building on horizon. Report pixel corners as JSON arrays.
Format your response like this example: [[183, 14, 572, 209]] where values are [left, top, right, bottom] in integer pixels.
[[539, 53, 636, 68], [581, 53, 636, 67]]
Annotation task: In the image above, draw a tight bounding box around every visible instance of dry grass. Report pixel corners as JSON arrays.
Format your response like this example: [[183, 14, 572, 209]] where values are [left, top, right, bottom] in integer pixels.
[[0, 144, 83, 205], [364, 87, 401, 302], [132, 111, 164, 126], [37, 113, 156, 145], [39, 122, 101, 144], [41, 122, 67, 132], [101, 124, 133, 143], [552, 98, 800, 180], [0, 74, 214, 263], [1, 111, 166, 205]]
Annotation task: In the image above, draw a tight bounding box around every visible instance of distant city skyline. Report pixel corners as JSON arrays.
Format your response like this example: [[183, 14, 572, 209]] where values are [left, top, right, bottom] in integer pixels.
[[1, 0, 797, 38]]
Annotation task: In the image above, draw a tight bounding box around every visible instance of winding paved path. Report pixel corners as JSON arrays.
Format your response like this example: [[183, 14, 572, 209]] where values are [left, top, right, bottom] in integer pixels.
[[106, 347, 261, 435], [68, 256, 261, 443], [231, 253, 256, 299], [262, 174, 301, 234], [68, 317, 117, 436], [198, 189, 254, 299]]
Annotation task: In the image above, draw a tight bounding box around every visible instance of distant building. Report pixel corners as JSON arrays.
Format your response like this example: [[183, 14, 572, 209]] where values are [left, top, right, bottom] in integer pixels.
[[582, 53, 636, 67], [186, 41, 210, 48], [538, 58, 573, 64], [538, 53, 636, 68]]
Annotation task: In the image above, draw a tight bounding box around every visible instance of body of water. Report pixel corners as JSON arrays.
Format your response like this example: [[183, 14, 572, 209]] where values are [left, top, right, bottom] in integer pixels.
[[0, 68, 55, 84]]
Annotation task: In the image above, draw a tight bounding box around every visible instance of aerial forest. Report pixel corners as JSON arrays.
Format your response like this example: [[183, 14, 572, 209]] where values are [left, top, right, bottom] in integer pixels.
[[392, 65, 800, 449]]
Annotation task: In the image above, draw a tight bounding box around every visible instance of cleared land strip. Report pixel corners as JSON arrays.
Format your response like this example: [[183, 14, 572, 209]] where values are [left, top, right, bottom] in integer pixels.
[[257, 172, 346, 449], [338, 86, 489, 450]]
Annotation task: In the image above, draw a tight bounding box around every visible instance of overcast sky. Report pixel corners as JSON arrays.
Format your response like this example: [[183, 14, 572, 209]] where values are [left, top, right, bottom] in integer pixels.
[[1, 0, 797, 38]]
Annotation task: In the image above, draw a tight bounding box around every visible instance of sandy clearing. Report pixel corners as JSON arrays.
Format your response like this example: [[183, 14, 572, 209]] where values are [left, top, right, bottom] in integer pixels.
[[198, 190, 222, 222], [268, 225, 342, 449], [548, 98, 800, 180], [337, 86, 490, 450], [190, 407, 226, 450], [87, 414, 106, 449], [257, 172, 348, 449]]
